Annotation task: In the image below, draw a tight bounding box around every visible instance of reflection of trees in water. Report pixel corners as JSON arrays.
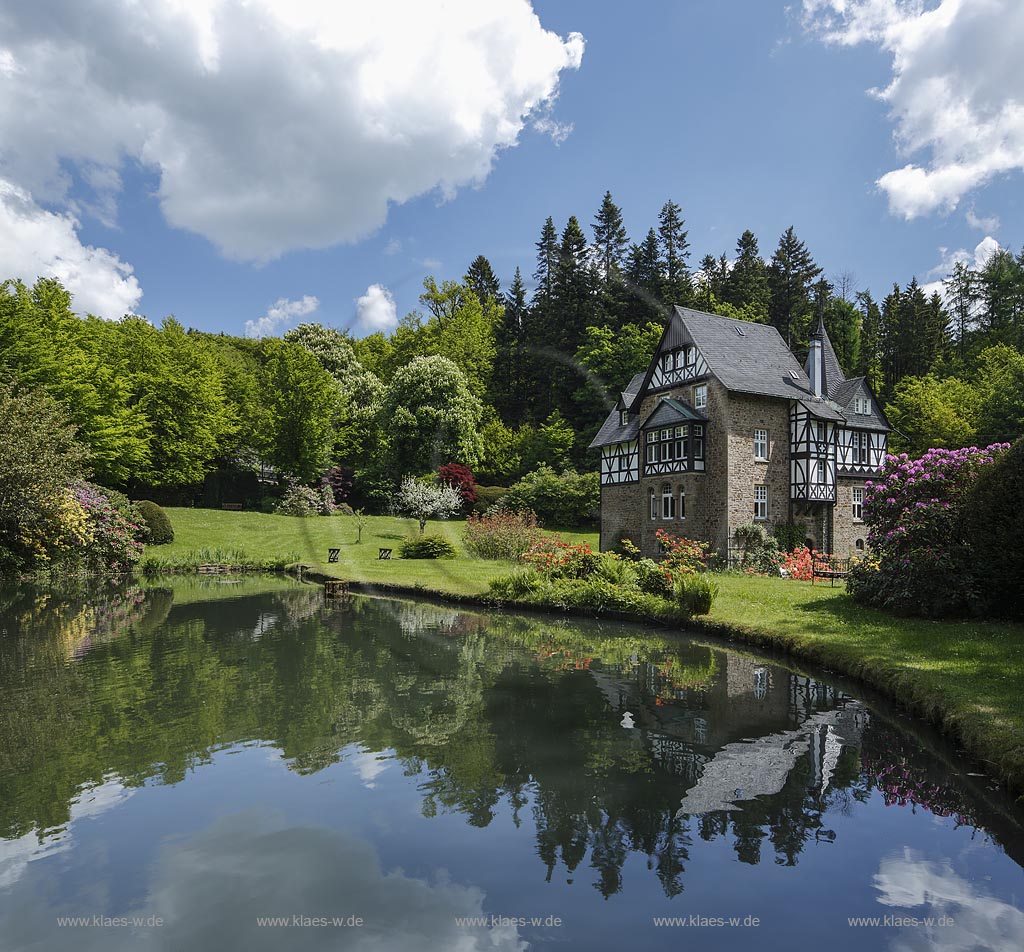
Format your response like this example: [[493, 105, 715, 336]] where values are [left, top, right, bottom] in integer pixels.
[[0, 586, 1009, 897]]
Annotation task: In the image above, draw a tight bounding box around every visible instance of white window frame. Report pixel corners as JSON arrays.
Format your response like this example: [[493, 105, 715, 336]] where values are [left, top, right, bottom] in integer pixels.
[[694, 384, 707, 409], [678, 489, 686, 520], [620, 409, 628, 426], [754, 485, 768, 521], [753, 428, 768, 461], [816, 459, 826, 483], [675, 425, 687, 461], [650, 492, 657, 521], [852, 487, 864, 522], [662, 486, 675, 520]]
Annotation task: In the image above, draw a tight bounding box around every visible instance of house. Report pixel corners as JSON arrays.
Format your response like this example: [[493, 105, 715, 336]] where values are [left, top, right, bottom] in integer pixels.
[[589, 306, 890, 558]]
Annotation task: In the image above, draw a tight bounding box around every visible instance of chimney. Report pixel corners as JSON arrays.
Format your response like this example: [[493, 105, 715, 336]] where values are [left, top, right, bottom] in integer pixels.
[[807, 313, 824, 397]]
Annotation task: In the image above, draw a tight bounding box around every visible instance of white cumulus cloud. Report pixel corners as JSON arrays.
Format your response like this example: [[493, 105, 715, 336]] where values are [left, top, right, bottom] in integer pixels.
[[244, 294, 319, 339], [354, 283, 398, 333], [0, 178, 141, 319], [0, 0, 584, 261], [802, 0, 1024, 218], [922, 234, 999, 298]]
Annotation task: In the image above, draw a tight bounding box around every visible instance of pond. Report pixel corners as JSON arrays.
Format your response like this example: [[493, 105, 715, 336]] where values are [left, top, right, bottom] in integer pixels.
[[1, 576, 1023, 951]]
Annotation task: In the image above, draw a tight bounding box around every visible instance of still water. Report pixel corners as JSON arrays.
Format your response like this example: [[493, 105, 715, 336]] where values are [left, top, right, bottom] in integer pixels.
[[1, 576, 1023, 951]]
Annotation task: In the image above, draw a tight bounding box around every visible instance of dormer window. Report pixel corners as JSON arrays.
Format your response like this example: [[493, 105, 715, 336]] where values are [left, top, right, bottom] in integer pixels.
[[620, 409, 629, 426]]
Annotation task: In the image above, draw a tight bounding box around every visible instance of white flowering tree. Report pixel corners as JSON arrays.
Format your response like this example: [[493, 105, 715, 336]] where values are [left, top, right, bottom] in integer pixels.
[[394, 478, 462, 535]]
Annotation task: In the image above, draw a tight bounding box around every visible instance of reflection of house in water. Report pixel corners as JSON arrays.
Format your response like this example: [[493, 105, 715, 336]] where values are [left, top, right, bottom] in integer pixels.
[[590, 649, 867, 810]]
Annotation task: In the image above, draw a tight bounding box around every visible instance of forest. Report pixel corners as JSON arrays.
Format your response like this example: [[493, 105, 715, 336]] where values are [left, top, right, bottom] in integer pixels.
[[1, 190, 1022, 509]]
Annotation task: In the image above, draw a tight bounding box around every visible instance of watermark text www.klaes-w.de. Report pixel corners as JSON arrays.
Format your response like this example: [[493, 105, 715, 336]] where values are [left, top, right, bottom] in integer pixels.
[[848, 915, 955, 928], [653, 914, 760, 928], [255, 915, 364, 928], [455, 915, 563, 928], [56, 916, 164, 928]]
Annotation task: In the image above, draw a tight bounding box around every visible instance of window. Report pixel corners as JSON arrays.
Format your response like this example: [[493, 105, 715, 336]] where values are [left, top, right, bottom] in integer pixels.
[[754, 428, 768, 460], [754, 485, 768, 520], [662, 352, 673, 372], [650, 492, 657, 521], [678, 488, 686, 519], [753, 667, 768, 700], [852, 487, 864, 521], [816, 459, 826, 483], [646, 431, 657, 464], [694, 384, 707, 409], [693, 424, 705, 462], [855, 538, 865, 551], [855, 395, 871, 415], [620, 409, 628, 426], [662, 485, 675, 519], [675, 425, 688, 460], [674, 348, 685, 370], [857, 431, 869, 465]]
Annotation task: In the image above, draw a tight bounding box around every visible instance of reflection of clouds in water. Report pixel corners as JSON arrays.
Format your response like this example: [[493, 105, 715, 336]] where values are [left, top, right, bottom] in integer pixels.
[[0, 775, 134, 888], [5, 812, 525, 952], [874, 848, 1024, 951], [348, 747, 392, 789]]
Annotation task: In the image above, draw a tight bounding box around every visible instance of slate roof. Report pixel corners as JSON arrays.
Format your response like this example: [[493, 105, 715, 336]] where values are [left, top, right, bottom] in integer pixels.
[[643, 397, 708, 430], [589, 372, 644, 448], [832, 377, 892, 432], [668, 307, 816, 402]]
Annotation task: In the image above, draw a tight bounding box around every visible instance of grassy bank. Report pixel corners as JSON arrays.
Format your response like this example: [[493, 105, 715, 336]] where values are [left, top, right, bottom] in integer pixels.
[[154, 508, 595, 596], [151, 508, 1024, 795]]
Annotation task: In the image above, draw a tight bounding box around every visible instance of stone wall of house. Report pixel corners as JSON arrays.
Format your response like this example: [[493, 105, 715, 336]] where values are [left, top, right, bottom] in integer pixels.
[[833, 476, 870, 556], [723, 392, 792, 553], [599, 482, 640, 552]]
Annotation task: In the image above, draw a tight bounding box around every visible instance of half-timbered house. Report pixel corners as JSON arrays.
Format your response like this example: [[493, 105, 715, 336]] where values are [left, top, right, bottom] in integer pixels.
[[589, 306, 890, 558]]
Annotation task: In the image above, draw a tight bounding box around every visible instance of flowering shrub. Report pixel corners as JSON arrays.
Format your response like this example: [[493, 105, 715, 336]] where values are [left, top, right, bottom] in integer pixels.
[[463, 509, 542, 561], [70, 480, 145, 574], [656, 529, 711, 578], [733, 522, 781, 575], [277, 480, 322, 517], [523, 538, 600, 579], [847, 444, 1010, 616], [779, 546, 845, 581]]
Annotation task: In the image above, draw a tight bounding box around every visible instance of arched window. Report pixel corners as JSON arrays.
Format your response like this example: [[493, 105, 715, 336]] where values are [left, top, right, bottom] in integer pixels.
[[855, 539, 865, 551], [650, 490, 657, 521]]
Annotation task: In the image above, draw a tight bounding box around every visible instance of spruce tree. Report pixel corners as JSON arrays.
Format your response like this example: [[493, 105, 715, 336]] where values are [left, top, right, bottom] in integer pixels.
[[624, 227, 664, 324], [767, 226, 822, 346], [856, 290, 884, 394], [723, 230, 769, 320], [532, 217, 559, 307], [591, 191, 629, 282], [493, 267, 530, 425], [658, 200, 692, 307], [464, 255, 501, 306]]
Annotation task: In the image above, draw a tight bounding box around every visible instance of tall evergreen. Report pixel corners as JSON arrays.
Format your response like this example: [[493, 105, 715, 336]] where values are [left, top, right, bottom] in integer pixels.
[[464, 255, 501, 306], [723, 230, 769, 320], [767, 226, 822, 347], [591, 191, 629, 282], [624, 228, 664, 325], [856, 290, 883, 394], [492, 267, 530, 425], [658, 200, 692, 307], [532, 217, 559, 307]]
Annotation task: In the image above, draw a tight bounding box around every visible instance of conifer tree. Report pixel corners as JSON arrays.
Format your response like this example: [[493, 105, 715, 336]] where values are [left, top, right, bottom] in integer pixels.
[[493, 267, 530, 425], [856, 290, 884, 393], [767, 226, 822, 346], [624, 228, 664, 324], [658, 200, 692, 307], [464, 255, 501, 306], [723, 230, 769, 320], [591, 191, 629, 282]]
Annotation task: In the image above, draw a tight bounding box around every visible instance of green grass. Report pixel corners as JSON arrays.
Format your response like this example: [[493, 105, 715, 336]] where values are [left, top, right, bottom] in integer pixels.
[[154, 508, 598, 596], [701, 573, 1024, 793]]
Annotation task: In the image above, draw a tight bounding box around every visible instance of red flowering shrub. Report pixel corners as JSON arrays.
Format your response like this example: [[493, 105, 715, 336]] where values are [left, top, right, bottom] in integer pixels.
[[437, 463, 478, 507], [523, 538, 600, 579], [655, 529, 711, 579]]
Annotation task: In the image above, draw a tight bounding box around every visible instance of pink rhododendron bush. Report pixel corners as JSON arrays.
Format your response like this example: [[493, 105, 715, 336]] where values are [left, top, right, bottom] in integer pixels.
[[847, 443, 1010, 617]]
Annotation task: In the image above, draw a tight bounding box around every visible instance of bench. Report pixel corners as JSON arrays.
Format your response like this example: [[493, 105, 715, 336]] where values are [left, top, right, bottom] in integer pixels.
[[811, 557, 851, 586], [378, 548, 392, 560], [221, 502, 244, 511]]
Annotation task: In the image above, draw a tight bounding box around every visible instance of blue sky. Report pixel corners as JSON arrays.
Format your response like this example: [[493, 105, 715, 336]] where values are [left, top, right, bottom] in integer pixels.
[[1, 0, 1020, 336]]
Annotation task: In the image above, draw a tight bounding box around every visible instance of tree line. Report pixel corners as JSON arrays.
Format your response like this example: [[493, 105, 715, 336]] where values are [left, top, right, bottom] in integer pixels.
[[2, 190, 1023, 508]]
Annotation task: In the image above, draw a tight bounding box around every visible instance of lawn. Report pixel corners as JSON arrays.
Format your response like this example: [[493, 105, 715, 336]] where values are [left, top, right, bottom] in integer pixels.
[[151, 508, 1024, 792], [154, 508, 597, 596]]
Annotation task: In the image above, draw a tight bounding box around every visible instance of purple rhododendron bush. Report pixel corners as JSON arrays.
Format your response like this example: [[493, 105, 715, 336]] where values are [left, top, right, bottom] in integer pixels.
[[847, 442, 1012, 617]]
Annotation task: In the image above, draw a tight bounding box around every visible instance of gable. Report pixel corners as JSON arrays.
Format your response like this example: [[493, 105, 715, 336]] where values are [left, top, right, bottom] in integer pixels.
[[833, 378, 891, 432]]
